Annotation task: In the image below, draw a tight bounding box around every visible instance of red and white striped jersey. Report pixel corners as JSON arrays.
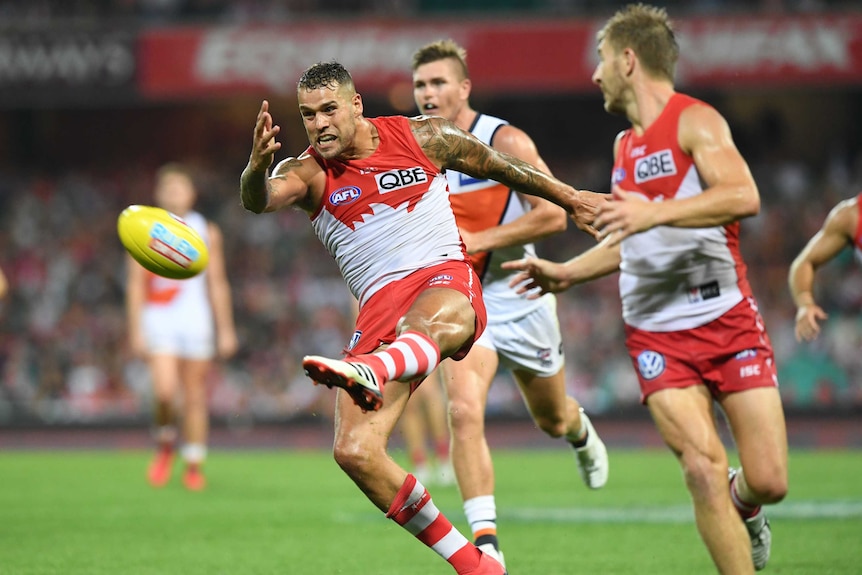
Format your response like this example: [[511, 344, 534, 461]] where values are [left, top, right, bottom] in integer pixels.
[[612, 93, 754, 331], [308, 115, 466, 307]]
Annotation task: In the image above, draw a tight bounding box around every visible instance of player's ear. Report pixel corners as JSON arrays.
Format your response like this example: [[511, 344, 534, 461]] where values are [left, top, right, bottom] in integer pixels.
[[353, 93, 363, 117], [460, 77, 472, 99], [622, 47, 636, 77]]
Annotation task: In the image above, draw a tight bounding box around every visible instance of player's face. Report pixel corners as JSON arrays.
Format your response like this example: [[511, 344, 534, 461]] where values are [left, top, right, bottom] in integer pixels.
[[592, 39, 627, 117], [298, 84, 361, 160], [412, 59, 469, 122], [155, 173, 196, 215]]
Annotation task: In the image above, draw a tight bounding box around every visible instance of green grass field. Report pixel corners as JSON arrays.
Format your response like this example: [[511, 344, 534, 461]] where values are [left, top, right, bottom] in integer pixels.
[[1, 448, 860, 574]]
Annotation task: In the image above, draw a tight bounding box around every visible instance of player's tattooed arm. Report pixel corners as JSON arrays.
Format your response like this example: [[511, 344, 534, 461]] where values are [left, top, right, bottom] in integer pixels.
[[411, 116, 606, 237]]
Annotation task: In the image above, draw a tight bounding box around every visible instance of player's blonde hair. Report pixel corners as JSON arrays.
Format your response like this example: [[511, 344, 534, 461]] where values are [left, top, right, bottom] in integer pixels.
[[598, 3, 679, 82], [411, 39, 469, 81]]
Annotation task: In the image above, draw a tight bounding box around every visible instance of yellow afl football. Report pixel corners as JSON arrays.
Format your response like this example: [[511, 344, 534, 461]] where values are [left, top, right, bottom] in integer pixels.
[[117, 205, 209, 279]]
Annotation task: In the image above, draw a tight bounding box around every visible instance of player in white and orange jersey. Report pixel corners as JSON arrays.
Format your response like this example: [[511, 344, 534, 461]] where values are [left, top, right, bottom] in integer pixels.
[[126, 163, 238, 491], [239, 61, 607, 575], [411, 39, 609, 567], [504, 5, 787, 573], [789, 193, 862, 342]]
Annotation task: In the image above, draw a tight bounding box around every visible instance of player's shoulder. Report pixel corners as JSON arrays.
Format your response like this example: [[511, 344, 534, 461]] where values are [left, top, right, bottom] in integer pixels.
[[824, 195, 860, 234]]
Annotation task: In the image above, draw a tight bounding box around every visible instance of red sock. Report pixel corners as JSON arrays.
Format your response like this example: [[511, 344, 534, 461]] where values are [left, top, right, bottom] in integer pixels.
[[357, 331, 440, 385], [386, 474, 481, 574]]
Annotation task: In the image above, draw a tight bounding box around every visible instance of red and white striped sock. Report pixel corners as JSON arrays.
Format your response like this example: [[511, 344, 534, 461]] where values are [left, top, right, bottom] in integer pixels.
[[356, 331, 440, 385], [386, 474, 481, 574], [730, 472, 761, 519]]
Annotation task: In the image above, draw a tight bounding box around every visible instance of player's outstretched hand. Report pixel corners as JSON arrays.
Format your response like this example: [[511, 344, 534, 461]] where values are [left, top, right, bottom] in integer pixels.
[[571, 190, 612, 239], [595, 186, 656, 246], [502, 256, 573, 299], [794, 304, 828, 342], [249, 100, 282, 173]]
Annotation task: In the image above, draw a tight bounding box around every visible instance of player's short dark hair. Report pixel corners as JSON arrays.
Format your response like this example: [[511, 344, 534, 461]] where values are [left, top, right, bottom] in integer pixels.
[[297, 61, 355, 92], [411, 39, 469, 80], [598, 3, 679, 82]]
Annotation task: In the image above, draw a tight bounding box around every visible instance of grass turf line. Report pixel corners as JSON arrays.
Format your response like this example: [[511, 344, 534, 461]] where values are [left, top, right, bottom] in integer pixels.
[[0, 449, 859, 574]]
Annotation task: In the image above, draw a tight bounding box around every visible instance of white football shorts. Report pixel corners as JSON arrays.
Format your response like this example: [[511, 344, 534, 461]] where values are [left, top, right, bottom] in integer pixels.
[[474, 294, 564, 378], [142, 308, 215, 360]]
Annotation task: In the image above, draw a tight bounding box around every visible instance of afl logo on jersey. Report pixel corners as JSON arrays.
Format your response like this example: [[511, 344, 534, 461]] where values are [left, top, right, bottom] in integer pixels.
[[637, 350, 666, 380], [612, 167, 626, 185], [634, 149, 677, 184], [330, 186, 362, 206]]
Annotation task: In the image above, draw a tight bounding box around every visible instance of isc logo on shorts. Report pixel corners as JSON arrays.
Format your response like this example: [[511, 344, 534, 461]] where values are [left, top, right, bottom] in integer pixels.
[[634, 149, 677, 184], [637, 350, 666, 380], [375, 167, 428, 193]]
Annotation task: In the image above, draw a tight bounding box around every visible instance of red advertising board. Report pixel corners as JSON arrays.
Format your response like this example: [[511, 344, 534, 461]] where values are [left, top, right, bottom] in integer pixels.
[[137, 14, 862, 99]]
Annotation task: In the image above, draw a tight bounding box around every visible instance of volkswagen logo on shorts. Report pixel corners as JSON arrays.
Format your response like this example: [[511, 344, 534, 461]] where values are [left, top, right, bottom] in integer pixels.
[[637, 350, 665, 380]]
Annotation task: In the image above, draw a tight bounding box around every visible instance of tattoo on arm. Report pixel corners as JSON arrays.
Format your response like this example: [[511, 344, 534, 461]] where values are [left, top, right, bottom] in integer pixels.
[[414, 116, 553, 199]]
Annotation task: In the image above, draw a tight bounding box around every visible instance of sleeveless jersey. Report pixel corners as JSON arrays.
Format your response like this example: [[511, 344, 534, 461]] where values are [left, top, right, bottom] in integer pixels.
[[446, 113, 546, 323], [309, 115, 465, 307], [144, 210, 213, 325], [854, 193, 862, 264], [611, 93, 753, 332]]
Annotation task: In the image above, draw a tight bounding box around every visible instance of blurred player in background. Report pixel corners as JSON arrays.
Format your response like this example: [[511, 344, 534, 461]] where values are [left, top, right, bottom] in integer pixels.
[[399, 367, 455, 486], [789, 193, 861, 342], [504, 5, 787, 572], [240, 61, 606, 575], [126, 163, 238, 491], [411, 39, 608, 566]]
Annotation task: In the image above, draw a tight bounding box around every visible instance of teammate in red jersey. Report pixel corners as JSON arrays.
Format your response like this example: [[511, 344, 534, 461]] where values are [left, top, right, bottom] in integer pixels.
[[789, 193, 862, 342], [239, 61, 606, 575], [127, 163, 238, 491], [411, 39, 609, 568], [503, 5, 787, 572]]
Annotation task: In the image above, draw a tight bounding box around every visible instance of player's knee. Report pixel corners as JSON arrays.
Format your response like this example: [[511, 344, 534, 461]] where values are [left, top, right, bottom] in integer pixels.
[[447, 395, 484, 436], [534, 414, 567, 438], [332, 437, 375, 478], [680, 450, 726, 498], [744, 469, 788, 504]]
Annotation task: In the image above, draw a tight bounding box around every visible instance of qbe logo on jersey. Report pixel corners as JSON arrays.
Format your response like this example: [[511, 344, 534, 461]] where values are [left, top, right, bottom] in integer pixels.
[[375, 167, 428, 193], [634, 149, 677, 184]]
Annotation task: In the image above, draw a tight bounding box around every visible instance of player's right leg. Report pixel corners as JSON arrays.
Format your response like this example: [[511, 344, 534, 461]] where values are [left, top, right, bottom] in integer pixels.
[[647, 386, 755, 574], [440, 345, 504, 566], [332, 376, 502, 574], [146, 353, 180, 487], [179, 358, 212, 491], [513, 367, 608, 489], [721, 387, 788, 570]]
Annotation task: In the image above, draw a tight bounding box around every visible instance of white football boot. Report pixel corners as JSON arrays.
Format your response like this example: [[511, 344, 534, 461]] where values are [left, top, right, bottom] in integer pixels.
[[573, 409, 609, 489]]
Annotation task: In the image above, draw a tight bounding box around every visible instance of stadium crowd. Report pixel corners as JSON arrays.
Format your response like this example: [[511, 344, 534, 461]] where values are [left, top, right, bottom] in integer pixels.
[[0, 128, 860, 425], [0, 0, 851, 23]]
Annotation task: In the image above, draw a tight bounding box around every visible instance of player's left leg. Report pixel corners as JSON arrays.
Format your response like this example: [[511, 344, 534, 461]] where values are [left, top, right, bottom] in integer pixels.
[[720, 387, 788, 570], [179, 358, 212, 491], [513, 367, 608, 489], [333, 376, 501, 574]]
